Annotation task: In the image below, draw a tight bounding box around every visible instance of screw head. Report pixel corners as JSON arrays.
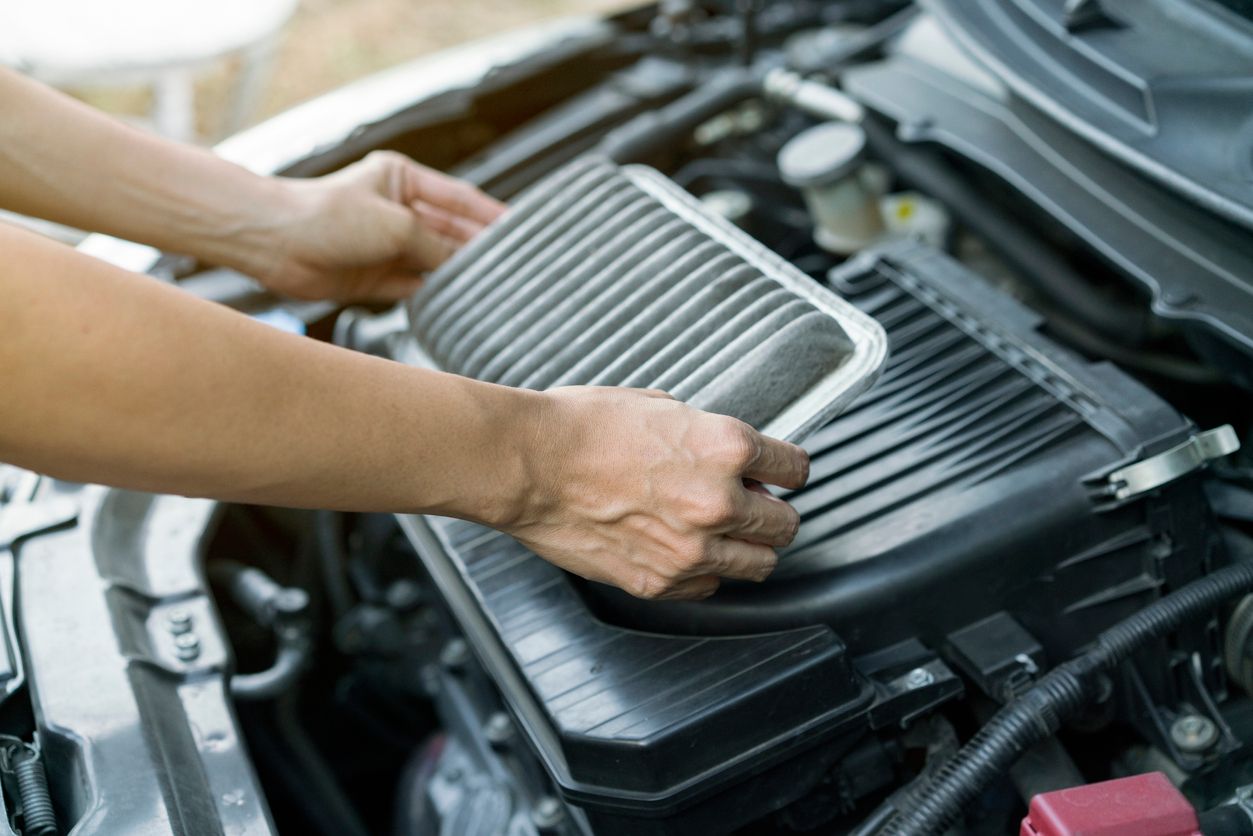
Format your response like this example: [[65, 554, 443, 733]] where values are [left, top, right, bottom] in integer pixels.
[[440, 639, 469, 671], [904, 667, 934, 689], [174, 632, 201, 661], [385, 580, 423, 612], [484, 712, 514, 748], [1170, 714, 1219, 754], [273, 588, 310, 617], [531, 795, 564, 830], [166, 609, 194, 635]]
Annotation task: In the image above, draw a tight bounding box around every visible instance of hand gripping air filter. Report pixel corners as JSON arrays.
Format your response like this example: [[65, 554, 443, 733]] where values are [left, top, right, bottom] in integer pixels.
[[404, 156, 887, 441]]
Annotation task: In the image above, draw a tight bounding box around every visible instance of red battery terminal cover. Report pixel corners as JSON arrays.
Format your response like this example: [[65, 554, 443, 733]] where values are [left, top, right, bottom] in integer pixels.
[[1021, 772, 1202, 836]]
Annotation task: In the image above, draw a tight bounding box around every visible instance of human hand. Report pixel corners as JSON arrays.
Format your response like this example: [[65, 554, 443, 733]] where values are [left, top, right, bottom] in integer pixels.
[[254, 151, 505, 302], [500, 387, 809, 601]]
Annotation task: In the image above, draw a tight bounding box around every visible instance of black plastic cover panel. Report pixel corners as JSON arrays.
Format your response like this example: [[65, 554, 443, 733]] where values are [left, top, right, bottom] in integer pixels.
[[404, 156, 886, 441], [924, 0, 1253, 230], [841, 26, 1253, 361], [398, 513, 872, 818], [594, 241, 1211, 665]]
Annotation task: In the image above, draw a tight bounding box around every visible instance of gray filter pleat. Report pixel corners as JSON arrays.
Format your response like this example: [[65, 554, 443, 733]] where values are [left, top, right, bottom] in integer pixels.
[[587, 257, 758, 387], [518, 244, 734, 389], [667, 299, 817, 399], [615, 269, 769, 389], [405, 156, 888, 442], [483, 224, 691, 388], [560, 254, 748, 388], [414, 160, 615, 333], [425, 175, 631, 356], [688, 312, 855, 430], [486, 224, 694, 386], [454, 205, 671, 376], [436, 185, 644, 366]]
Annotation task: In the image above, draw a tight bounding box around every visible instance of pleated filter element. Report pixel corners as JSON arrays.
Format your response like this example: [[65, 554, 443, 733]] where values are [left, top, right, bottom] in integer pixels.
[[403, 156, 887, 442]]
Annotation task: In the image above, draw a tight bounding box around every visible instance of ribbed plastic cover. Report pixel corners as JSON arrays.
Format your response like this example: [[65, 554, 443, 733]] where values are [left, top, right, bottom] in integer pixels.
[[405, 156, 886, 441]]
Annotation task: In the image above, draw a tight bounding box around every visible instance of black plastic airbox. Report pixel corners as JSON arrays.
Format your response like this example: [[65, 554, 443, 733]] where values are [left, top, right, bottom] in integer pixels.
[[399, 513, 874, 834], [597, 242, 1215, 665], [398, 240, 1218, 834]]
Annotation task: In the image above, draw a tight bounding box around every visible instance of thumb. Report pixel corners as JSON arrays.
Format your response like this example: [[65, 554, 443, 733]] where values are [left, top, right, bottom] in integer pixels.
[[362, 272, 427, 302], [389, 204, 457, 272]]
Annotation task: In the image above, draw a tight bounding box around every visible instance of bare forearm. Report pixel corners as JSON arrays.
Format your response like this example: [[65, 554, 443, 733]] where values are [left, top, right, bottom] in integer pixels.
[[0, 222, 539, 519], [0, 68, 287, 275]]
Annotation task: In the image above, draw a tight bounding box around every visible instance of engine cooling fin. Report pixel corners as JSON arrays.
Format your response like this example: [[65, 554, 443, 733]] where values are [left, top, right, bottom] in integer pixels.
[[404, 155, 886, 441]]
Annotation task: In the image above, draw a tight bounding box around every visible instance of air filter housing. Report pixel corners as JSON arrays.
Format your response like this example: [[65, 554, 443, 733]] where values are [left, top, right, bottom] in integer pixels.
[[403, 156, 886, 441]]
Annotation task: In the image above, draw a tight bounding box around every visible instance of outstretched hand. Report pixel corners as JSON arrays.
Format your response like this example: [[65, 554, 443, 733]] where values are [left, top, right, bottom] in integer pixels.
[[501, 387, 810, 601], [258, 151, 505, 302]]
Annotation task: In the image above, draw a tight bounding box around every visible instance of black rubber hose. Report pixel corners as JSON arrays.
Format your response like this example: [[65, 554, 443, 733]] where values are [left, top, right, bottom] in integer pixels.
[[874, 562, 1253, 836], [314, 510, 354, 621], [13, 750, 56, 836], [232, 637, 311, 702], [859, 117, 1154, 346], [1199, 803, 1253, 836], [791, 4, 919, 74], [209, 560, 313, 701], [599, 68, 761, 165]]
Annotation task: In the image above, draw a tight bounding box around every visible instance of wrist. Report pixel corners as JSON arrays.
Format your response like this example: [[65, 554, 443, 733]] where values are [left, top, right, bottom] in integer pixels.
[[194, 173, 307, 283], [429, 379, 556, 531], [481, 385, 556, 530]]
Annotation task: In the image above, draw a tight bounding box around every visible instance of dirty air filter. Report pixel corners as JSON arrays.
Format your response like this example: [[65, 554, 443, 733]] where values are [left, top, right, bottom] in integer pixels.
[[403, 155, 887, 441]]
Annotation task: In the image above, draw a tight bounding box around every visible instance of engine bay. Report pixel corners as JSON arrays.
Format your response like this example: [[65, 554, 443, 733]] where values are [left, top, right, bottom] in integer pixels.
[[1, 2, 1252, 835]]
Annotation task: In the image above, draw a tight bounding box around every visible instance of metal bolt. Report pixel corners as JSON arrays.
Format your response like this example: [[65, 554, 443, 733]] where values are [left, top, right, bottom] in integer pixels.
[[166, 609, 194, 635], [272, 587, 310, 618], [174, 632, 201, 662], [385, 580, 423, 612], [904, 667, 934, 689], [440, 639, 469, 672], [484, 712, 514, 749], [1170, 714, 1219, 754], [531, 795, 564, 831]]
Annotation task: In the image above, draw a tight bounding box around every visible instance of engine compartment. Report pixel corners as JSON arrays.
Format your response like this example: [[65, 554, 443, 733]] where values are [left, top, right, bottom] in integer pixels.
[[1, 2, 1251, 835]]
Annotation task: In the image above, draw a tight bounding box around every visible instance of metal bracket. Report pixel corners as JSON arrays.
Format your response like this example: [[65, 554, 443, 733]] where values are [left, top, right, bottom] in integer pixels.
[[0, 499, 80, 552], [1101, 425, 1240, 501]]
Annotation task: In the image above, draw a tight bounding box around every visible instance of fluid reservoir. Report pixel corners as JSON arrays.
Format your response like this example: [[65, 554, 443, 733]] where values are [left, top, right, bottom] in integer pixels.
[[778, 121, 884, 254]]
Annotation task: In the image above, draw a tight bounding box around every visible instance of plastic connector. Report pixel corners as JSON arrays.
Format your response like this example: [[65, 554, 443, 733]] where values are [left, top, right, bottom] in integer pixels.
[[1021, 773, 1201, 836]]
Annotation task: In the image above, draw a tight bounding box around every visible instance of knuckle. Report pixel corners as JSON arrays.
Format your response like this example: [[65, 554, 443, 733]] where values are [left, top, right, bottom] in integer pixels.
[[783, 505, 802, 542], [632, 572, 670, 600], [675, 539, 709, 570], [713, 419, 757, 469], [755, 550, 779, 582], [795, 447, 812, 485], [692, 492, 737, 528]]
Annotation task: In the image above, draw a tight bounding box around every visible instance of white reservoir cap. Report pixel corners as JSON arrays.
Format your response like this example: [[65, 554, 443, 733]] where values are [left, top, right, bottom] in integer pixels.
[[778, 122, 868, 188]]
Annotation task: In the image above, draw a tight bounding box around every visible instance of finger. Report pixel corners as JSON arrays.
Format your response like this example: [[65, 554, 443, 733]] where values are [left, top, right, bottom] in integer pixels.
[[725, 489, 800, 548], [398, 217, 459, 272], [411, 201, 487, 243], [705, 538, 778, 582], [401, 163, 506, 226], [635, 388, 674, 400], [359, 272, 426, 302], [659, 574, 721, 601], [742, 431, 810, 490]]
